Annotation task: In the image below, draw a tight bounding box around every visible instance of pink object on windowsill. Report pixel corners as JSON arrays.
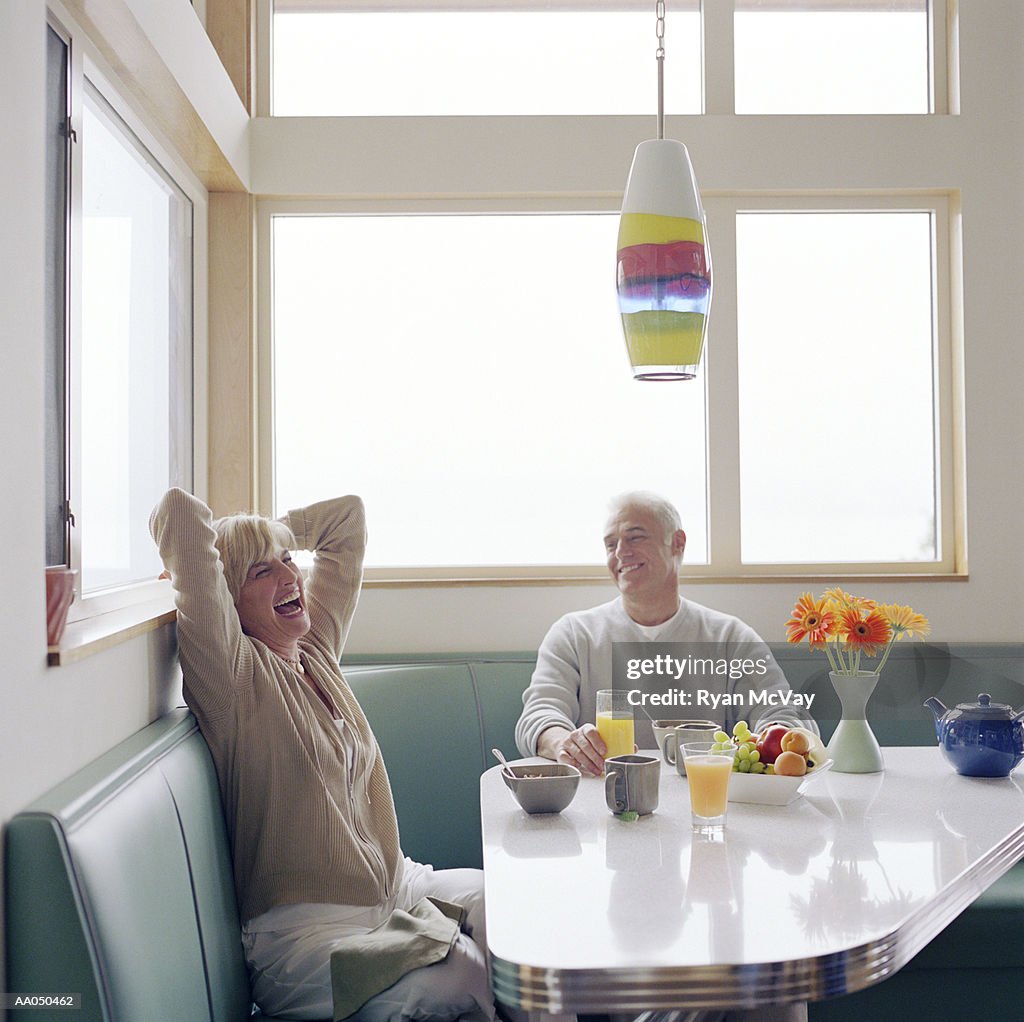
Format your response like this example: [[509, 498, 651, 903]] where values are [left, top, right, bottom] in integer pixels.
[[46, 567, 78, 647]]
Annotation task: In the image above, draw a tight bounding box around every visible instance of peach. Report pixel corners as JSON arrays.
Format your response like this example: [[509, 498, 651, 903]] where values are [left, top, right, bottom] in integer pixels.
[[780, 730, 812, 756], [774, 750, 808, 777]]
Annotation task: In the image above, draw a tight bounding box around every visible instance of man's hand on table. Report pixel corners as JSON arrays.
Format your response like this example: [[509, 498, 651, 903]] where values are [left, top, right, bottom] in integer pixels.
[[538, 723, 607, 777]]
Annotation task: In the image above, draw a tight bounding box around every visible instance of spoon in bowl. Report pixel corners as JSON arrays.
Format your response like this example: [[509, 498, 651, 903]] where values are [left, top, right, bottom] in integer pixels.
[[491, 747, 518, 780]]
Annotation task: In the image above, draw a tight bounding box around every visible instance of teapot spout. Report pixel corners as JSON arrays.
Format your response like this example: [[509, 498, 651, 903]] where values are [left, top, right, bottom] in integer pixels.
[[924, 696, 948, 721]]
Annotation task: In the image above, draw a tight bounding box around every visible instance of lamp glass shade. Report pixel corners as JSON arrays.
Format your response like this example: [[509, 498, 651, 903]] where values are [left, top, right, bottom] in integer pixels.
[[616, 139, 712, 380]]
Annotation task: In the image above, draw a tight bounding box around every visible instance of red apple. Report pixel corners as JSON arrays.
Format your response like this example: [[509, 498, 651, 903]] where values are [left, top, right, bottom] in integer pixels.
[[755, 724, 790, 765]]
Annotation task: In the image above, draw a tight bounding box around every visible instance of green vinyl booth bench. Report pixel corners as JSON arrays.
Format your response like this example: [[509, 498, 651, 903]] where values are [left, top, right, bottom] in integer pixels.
[[5, 645, 1024, 1022]]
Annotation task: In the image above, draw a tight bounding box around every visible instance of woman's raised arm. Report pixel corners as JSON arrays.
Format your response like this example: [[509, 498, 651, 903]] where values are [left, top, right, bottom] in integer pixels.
[[150, 487, 250, 717], [282, 495, 366, 660]]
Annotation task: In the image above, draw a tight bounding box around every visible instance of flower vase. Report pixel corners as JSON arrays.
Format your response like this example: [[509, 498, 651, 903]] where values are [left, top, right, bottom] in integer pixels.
[[827, 671, 884, 773]]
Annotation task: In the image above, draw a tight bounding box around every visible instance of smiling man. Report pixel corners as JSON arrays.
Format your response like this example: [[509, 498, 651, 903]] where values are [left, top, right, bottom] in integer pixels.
[[515, 491, 816, 778]]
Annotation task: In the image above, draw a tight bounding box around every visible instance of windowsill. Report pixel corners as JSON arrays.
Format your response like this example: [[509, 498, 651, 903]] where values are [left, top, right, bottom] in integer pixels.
[[48, 592, 177, 666], [44, 570, 967, 665], [361, 571, 969, 587]]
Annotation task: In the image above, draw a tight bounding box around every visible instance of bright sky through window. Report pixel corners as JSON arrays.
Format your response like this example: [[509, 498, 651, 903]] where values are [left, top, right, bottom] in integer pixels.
[[271, 213, 709, 568], [80, 91, 190, 593], [272, 9, 702, 116], [736, 211, 938, 563], [734, 4, 930, 114]]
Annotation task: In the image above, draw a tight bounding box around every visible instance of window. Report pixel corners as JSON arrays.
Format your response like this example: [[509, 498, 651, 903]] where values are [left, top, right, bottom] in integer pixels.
[[268, 2, 702, 116], [257, 1, 962, 580], [735, 205, 943, 566], [266, 196, 955, 577], [269, 211, 708, 570], [46, 14, 195, 608], [79, 86, 193, 592], [734, 1, 931, 114]]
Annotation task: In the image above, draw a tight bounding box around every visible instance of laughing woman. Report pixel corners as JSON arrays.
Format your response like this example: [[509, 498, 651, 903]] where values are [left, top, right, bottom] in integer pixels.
[[150, 488, 495, 1022]]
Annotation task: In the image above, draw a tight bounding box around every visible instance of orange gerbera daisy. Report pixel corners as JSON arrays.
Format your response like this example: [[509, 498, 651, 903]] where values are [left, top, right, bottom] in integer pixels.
[[878, 603, 931, 641], [838, 608, 892, 657], [786, 592, 836, 649]]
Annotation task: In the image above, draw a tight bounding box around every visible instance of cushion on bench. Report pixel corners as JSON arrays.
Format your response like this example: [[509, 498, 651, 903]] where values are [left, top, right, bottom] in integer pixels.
[[3, 709, 289, 1022], [344, 656, 533, 869]]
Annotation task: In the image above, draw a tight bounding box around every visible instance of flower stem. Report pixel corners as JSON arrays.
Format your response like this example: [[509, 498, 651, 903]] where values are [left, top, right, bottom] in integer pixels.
[[876, 637, 897, 674], [830, 640, 849, 675], [824, 641, 841, 674]]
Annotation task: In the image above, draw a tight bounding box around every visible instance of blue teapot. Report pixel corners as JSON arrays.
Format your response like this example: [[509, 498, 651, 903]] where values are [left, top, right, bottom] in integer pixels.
[[924, 693, 1024, 777]]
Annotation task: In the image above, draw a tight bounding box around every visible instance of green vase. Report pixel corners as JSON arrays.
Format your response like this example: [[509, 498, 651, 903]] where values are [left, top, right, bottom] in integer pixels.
[[827, 671, 884, 773]]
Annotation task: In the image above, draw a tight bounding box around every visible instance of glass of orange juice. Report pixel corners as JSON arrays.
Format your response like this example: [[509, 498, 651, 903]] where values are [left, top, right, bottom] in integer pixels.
[[596, 689, 635, 760], [681, 741, 735, 832]]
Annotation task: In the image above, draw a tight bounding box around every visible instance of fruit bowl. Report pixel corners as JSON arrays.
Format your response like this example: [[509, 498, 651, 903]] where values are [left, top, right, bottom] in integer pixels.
[[727, 759, 833, 806]]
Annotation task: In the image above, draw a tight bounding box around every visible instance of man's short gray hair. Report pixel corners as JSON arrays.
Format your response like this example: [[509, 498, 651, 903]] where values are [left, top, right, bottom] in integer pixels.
[[607, 491, 683, 544], [212, 513, 295, 604]]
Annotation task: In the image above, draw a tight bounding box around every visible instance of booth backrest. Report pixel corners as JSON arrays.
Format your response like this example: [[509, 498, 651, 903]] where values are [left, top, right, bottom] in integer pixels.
[[343, 655, 536, 869], [4, 709, 254, 1022]]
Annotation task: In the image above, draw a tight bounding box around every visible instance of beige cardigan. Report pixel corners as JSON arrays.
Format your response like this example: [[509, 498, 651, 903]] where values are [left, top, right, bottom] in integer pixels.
[[150, 487, 402, 924]]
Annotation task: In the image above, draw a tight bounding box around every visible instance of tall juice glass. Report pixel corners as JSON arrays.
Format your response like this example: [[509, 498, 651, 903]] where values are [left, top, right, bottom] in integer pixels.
[[596, 689, 635, 760], [682, 741, 735, 833]]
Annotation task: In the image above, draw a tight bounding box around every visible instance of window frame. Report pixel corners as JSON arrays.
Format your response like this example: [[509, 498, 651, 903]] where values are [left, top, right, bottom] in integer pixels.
[[47, 1, 208, 623], [257, 192, 962, 583], [259, 0, 950, 119], [45, 20, 72, 570], [707, 193, 961, 578]]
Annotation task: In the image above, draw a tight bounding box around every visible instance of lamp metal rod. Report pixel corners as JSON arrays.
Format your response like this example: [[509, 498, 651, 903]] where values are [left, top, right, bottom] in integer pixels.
[[655, 0, 665, 140]]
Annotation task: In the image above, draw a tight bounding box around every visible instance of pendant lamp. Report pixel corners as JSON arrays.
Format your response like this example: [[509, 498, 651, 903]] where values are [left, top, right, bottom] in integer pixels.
[[616, 1, 711, 381]]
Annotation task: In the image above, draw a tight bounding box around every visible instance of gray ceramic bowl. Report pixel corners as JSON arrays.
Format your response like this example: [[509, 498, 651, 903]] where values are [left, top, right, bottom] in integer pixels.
[[502, 763, 581, 814]]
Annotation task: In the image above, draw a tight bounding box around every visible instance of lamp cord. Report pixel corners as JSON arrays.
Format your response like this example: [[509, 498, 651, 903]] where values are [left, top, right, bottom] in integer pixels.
[[656, 0, 666, 140]]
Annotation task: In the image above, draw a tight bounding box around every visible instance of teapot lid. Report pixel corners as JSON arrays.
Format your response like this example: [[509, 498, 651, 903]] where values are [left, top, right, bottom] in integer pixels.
[[955, 692, 1016, 718]]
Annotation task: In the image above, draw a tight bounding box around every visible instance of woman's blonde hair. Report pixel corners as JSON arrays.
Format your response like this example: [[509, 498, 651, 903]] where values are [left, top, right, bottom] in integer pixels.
[[212, 513, 295, 604]]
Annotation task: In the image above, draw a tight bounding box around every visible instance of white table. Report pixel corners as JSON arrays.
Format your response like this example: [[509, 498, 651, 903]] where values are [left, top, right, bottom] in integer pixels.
[[480, 748, 1024, 1012]]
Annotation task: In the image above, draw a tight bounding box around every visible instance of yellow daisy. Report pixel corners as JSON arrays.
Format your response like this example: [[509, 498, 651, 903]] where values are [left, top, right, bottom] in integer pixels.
[[878, 603, 930, 640]]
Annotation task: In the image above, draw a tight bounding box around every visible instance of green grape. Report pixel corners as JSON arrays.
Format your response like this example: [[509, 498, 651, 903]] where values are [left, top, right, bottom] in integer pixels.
[[766, 764, 775, 775], [712, 741, 730, 752], [732, 720, 750, 738], [714, 730, 729, 743], [751, 761, 766, 774], [737, 745, 751, 761], [748, 749, 760, 763], [738, 759, 752, 772]]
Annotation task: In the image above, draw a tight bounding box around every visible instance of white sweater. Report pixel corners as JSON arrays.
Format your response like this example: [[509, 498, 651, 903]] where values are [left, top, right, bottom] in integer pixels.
[[516, 596, 817, 756]]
